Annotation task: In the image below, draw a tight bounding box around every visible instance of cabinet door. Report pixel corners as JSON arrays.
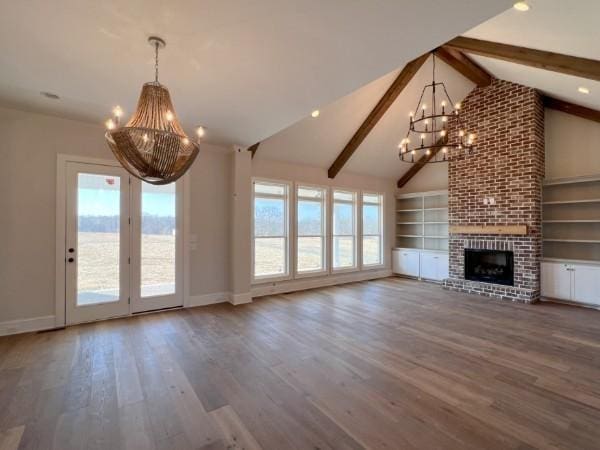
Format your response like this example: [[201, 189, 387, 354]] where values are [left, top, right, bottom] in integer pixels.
[[394, 250, 420, 277], [541, 262, 572, 301], [572, 265, 600, 306], [420, 253, 439, 280]]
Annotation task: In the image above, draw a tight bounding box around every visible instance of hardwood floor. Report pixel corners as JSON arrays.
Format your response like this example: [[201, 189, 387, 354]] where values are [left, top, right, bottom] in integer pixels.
[[1, 277, 600, 449]]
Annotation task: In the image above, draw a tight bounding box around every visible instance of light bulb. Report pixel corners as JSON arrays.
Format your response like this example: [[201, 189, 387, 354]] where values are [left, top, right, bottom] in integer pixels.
[[424, 119, 429, 125], [455, 102, 461, 110], [165, 110, 174, 121], [469, 133, 476, 141], [440, 130, 446, 137], [442, 147, 447, 153], [105, 119, 115, 130], [409, 111, 414, 118], [459, 130, 465, 137], [442, 116, 448, 123], [441, 100, 446, 107], [196, 126, 205, 138], [311, 110, 320, 118], [426, 149, 431, 155], [411, 150, 416, 155], [420, 133, 426, 140], [422, 104, 427, 110], [182, 137, 190, 145], [142, 133, 149, 143], [112, 105, 123, 118]]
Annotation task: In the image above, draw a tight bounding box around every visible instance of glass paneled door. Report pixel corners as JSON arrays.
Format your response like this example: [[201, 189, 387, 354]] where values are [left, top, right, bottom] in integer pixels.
[[65, 163, 131, 324], [130, 181, 183, 313], [65, 161, 183, 325]]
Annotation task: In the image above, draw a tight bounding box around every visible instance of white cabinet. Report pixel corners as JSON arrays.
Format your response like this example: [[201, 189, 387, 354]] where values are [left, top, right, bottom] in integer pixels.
[[541, 261, 600, 306], [393, 249, 448, 281], [573, 266, 600, 306], [420, 252, 449, 281], [392, 249, 420, 278], [541, 262, 572, 301]]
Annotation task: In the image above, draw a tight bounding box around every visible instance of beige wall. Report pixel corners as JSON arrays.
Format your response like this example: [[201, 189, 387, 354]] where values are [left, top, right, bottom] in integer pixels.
[[545, 109, 600, 179], [0, 106, 231, 323], [251, 158, 397, 278]]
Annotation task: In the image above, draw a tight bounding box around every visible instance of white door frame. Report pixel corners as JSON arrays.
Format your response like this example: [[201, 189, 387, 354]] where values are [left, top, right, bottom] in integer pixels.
[[55, 154, 191, 327]]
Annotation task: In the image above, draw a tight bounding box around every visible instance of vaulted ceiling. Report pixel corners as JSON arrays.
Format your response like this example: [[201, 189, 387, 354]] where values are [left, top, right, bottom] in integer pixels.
[[0, 0, 510, 147], [258, 0, 600, 180]]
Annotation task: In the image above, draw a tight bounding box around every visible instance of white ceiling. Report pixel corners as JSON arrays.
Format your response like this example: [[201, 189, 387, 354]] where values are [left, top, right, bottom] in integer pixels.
[[257, 56, 474, 179], [0, 0, 510, 146], [465, 0, 600, 110]]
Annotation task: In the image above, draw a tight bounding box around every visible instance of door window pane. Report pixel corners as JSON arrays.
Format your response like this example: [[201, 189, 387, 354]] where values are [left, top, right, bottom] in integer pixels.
[[77, 173, 120, 305], [141, 182, 176, 297], [253, 181, 289, 278]]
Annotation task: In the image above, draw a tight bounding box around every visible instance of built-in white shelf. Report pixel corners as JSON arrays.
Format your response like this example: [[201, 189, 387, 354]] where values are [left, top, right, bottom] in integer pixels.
[[542, 175, 600, 263], [544, 239, 600, 243], [543, 220, 600, 223], [543, 199, 600, 205], [396, 190, 448, 251]]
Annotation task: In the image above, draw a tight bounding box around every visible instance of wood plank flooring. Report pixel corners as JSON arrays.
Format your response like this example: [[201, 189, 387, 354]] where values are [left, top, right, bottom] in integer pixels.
[[1, 277, 600, 449]]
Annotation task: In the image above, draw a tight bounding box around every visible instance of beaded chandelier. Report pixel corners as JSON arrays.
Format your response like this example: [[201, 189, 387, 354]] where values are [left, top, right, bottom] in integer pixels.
[[398, 53, 475, 163], [105, 37, 202, 185]]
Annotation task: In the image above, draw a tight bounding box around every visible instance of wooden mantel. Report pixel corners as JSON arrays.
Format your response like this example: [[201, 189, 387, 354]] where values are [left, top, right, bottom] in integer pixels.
[[450, 225, 528, 235]]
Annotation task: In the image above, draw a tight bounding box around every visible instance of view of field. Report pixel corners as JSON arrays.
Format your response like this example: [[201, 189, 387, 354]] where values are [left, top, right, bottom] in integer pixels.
[[77, 231, 175, 305]]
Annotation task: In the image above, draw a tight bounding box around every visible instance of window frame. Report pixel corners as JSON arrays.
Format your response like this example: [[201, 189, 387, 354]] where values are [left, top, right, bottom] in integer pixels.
[[251, 178, 292, 283], [361, 191, 385, 269], [294, 184, 328, 278], [331, 188, 359, 273]]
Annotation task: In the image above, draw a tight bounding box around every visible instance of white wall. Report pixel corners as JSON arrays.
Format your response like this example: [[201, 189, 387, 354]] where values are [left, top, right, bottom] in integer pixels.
[[251, 158, 396, 292], [0, 106, 231, 325], [545, 109, 600, 179]]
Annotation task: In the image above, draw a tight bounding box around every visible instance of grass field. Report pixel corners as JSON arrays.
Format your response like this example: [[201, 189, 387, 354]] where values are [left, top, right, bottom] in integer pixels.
[[78, 232, 175, 302]]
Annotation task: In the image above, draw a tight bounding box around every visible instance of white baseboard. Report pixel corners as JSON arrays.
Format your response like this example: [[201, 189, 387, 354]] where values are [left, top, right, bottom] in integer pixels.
[[230, 292, 252, 305], [0, 315, 56, 337], [187, 291, 231, 307], [251, 269, 392, 297]]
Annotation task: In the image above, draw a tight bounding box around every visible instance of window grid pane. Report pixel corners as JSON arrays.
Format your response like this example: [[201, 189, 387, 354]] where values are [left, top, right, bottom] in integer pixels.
[[362, 193, 383, 266], [253, 182, 289, 278], [297, 186, 326, 273], [333, 190, 356, 269]]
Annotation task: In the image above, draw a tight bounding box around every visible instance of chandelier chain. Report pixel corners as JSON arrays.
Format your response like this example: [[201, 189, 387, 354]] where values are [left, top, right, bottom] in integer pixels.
[[155, 41, 159, 83]]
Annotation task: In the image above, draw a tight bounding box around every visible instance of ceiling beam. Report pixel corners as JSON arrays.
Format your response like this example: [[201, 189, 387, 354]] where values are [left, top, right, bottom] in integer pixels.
[[445, 36, 600, 82], [248, 142, 260, 159], [543, 96, 600, 123], [397, 139, 445, 189], [435, 46, 492, 88], [328, 53, 429, 179]]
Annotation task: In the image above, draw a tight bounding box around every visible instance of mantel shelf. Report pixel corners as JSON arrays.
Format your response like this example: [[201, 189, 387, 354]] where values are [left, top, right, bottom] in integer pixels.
[[450, 225, 528, 235]]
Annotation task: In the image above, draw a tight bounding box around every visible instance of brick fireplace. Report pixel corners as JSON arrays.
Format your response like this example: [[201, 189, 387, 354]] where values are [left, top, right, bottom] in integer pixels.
[[442, 79, 545, 303]]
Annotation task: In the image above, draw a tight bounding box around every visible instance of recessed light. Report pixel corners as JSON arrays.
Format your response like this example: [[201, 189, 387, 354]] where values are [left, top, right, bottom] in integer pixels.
[[40, 91, 60, 100], [513, 2, 530, 11], [578, 86, 590, 94], [311, 110, 320, 118]]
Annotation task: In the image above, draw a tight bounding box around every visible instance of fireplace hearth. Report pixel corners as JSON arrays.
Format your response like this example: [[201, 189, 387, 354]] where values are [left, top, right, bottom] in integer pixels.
[[464, 249, 514, 286]]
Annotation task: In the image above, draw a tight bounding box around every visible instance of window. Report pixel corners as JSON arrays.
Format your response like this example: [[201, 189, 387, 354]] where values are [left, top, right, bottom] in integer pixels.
[[362, 193, 384, 266], [332, 190, 357, 270], [253, 181, 290, 279], [296, 186, 327, 274]]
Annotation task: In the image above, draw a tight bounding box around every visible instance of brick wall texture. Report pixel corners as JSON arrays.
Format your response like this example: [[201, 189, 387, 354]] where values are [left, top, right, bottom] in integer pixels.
[[443, 79, 545, 303]]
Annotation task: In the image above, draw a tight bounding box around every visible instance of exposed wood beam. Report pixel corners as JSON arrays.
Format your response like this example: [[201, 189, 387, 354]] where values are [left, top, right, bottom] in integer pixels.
[[248, 142, 260, 159], [543, 96, 600, 124], [446, 36, 600, 82], [328, 53, 429, 179], [435, 46, 492, 88], [397, 139, 445, 189]]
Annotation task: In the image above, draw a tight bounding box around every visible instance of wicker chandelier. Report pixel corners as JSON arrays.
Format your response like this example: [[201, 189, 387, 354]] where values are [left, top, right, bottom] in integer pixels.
[[398, 53, 475, 163], [105, 36, 202, 185]]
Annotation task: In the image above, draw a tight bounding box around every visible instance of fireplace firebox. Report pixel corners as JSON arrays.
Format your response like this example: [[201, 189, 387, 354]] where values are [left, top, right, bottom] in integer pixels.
[[464, 249, 514, 286]]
